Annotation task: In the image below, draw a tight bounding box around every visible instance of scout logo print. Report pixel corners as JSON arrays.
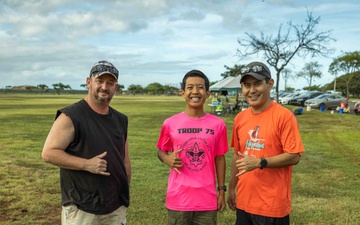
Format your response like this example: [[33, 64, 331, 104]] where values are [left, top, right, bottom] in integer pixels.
[[181, 137, 209, 172], [186, 142, 205, 167]]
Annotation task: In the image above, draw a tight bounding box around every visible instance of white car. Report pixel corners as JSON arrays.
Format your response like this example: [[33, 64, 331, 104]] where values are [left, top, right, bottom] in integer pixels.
[[279, 93, 301, 105]]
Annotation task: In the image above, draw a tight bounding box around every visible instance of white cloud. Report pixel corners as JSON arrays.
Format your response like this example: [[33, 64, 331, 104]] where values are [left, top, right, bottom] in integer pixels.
[[0, 0, 359, 90]]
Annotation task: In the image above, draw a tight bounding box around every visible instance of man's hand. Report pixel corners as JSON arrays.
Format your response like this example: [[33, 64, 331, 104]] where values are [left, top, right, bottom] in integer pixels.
[[227, 189, 236, 211], [236, 152, 260, 176], [85, 151, 110, 176]]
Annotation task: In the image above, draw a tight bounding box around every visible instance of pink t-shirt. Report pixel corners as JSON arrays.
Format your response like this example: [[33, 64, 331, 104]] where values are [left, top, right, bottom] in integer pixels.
[[157, 112, 228, 211]]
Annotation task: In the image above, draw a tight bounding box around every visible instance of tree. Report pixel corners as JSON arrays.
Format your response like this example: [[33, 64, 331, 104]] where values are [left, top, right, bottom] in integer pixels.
[[281, 68, 295, 90], [344, 72, 360, 97], [220, 64, 244, 78], [220, 64, 246, 101], [63, 84, 72, 90], [80, 84, 87, 89], [37, 84, 49, 89], [163, 84, 179, 95], [145, 82, 164, 95], [236, 11, 335, 101], [37, 84, 49, 94], [52, 83, 72, 95], [128, 84, 144, 95], [303, 84, 321, 91], [329, 51, 360, 98], [297, 61, 322, 87], [117, 84, 125, 94], [326, 72, 360, 97]]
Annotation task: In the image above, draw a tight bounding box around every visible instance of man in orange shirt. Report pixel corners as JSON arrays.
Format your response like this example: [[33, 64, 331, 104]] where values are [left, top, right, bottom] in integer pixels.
[[227, 61, 304, 225]]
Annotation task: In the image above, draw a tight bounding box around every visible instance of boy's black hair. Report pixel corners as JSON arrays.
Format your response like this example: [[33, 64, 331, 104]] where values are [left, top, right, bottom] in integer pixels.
[[181, 70, 210, 91]]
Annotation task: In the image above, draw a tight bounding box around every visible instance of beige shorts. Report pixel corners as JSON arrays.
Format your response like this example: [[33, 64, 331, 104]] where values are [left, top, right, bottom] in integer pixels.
[[61, 204, 127, 225]]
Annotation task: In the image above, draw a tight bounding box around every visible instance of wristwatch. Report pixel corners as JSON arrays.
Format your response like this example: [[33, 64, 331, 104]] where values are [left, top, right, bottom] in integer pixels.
[[259, 157, 268, 170], [217, 186, 227, 192]]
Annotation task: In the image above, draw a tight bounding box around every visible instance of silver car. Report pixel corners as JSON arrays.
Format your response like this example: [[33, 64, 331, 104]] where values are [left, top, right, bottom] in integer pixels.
[[304, 94, 346, 109]]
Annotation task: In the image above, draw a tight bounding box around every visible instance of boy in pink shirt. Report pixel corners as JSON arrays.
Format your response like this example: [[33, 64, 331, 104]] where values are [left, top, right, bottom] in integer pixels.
[[157, 70, 229, 225]]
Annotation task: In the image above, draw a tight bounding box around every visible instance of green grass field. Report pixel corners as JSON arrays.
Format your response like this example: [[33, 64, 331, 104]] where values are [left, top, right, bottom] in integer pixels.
[[0, 94, 359, 225]]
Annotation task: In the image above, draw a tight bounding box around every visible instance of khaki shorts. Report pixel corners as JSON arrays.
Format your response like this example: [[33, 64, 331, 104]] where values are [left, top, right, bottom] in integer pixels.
[[61, 204, 127, 225], [167, 209, 217, 225]]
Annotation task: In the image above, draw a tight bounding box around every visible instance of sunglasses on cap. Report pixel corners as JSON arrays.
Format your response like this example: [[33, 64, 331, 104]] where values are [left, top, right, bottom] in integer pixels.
[[241, 65, 269, 74]]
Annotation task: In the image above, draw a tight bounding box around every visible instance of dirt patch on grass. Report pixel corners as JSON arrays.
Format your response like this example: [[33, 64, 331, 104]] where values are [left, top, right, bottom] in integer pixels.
[[39, 209, 61, 225], [0, 214, 9, 222], [0, 209, 60, 224]]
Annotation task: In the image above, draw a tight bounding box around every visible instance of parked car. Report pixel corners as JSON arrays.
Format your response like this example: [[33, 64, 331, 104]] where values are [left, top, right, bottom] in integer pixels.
[[354, 102, 360, 115], [288, 91, 325, 107], [271, 91, 293, 102], [304, 94, 346, 109], [279, 93, 302, 105]]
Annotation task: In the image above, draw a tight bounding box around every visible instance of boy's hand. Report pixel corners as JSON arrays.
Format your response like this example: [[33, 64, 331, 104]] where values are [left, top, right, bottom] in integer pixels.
[[166, 149, 183, 174]]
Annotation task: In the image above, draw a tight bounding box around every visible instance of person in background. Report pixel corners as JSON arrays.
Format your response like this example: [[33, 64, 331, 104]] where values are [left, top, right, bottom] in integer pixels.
[[157, 69, 229, 225], [232, 99, 241, 112], [42, 60, 131, 225], [336, 100, 350, 113], [227, 61, 304, 225]]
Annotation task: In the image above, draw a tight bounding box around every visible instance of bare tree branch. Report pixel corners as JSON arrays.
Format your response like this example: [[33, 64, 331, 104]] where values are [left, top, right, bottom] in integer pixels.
[[236, 10, 335, 101]]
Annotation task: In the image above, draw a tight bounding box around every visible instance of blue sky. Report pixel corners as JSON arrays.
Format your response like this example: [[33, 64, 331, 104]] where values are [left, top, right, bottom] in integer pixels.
[[0, 0, 359, 90]]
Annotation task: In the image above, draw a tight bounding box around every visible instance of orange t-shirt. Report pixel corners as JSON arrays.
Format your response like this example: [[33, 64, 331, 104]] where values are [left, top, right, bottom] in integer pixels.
[[231, 102, 304, 217]]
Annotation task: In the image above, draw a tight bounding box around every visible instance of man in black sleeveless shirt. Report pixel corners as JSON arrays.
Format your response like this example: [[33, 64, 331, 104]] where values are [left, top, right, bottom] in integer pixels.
[[42, 60, 131, 225]]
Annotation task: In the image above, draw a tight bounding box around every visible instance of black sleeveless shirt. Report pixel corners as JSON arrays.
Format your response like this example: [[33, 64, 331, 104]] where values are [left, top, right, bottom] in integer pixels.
[[56, 99, 129, 214]]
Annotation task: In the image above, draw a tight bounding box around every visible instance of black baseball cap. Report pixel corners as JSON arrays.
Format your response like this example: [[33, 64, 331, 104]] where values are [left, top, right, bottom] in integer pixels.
[[239, 61, 271, 83]]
